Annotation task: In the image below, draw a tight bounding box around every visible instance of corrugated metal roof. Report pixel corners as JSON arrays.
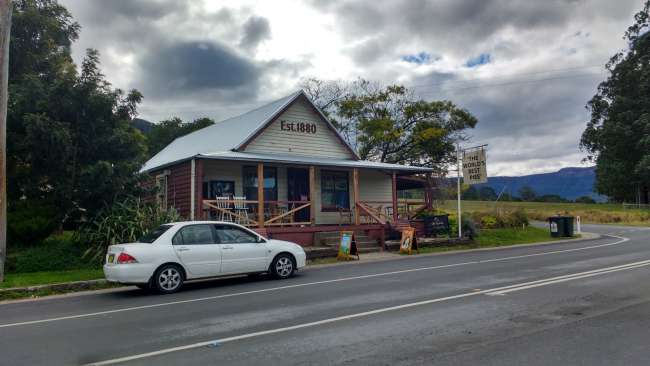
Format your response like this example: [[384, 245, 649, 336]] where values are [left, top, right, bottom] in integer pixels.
[[198, 151, 434, 172], [140, 90, 433, 174], [141, 91, 302, 173]]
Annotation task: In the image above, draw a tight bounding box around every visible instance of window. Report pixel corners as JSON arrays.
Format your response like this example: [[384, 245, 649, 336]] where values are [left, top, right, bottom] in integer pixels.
[[321, 170, 349, 211], [243, 166, 277, 201], [138, 225, 173, 243], [213, 225, 259, 244], [203, 180, 235, 199], [172, 225, 215, 245], [155, 174, 168, 210]]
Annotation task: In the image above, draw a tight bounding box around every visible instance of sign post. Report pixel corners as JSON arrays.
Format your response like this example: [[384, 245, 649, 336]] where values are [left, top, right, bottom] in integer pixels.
[[456, 143, 462, 239], [456, 144, 489, 239]]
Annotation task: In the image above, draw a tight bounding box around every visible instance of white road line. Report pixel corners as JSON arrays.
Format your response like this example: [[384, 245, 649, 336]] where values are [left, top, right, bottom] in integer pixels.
[[485, 259, 650, 295], [84, 257, 650, 366], [0, 235, 630, 329]]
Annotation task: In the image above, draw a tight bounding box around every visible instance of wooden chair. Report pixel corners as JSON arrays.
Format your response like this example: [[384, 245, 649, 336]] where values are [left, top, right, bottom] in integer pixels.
[[232, 196, 250, 225], [338, 206, 352, 226], [385, 206, 394, 221], [215, 197, 233, 222]]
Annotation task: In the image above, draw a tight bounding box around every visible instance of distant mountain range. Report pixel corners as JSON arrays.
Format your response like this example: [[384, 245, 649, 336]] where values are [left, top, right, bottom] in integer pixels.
[[476, 166, 607, 202], [132, 118, 154, 134]]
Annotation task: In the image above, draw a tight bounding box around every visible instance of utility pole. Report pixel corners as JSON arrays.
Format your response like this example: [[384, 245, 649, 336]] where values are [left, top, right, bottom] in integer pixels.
[[0, 0, 11, 283], [456, 143, 462, 239]]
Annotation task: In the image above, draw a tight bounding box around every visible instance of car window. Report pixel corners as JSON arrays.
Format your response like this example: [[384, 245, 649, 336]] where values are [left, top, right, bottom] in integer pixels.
[[173, 225, 215, 245], [138, 224, 173, 243], [214, 225, 259, 244]]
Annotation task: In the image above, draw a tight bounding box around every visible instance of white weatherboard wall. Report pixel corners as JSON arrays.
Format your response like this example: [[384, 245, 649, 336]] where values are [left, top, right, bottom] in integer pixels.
[[244, 98, 355, 159], [358, 170, 392, 202]]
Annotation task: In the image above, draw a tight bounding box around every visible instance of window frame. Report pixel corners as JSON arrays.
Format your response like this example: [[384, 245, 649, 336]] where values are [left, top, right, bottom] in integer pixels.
[[242, 166, 278, 201], [202, 180, 236, 199], [320, 170, 350, 212], [172, 224, 216, 245], [213, 224, 263, 244]]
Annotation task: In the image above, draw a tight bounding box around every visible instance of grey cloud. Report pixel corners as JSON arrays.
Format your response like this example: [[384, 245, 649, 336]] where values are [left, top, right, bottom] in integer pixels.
[[69, 0, 185, 26], [346, 38, 397, 65], [311, 0, 640, 62], [136, 41, 260, 98], [240, 16, 271, 49]]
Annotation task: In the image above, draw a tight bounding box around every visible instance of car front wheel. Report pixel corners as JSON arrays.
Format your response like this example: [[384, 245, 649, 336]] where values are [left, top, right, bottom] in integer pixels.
[[153, 264, 184, 294], [270, 254, 295, 279]]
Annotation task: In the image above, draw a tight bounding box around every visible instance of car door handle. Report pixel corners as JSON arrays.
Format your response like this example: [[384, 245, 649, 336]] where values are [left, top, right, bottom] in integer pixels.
[[222, 245, 234, 250], [177, 247, 190, 252]]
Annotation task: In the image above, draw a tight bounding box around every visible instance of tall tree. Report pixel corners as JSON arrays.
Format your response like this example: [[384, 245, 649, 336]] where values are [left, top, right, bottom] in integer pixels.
[[299, 77, 355, 145], [581, 1, 650, 203], [8, 0, 147, 223], [146, 117, 214, 157], [337, 80, 477, 172]]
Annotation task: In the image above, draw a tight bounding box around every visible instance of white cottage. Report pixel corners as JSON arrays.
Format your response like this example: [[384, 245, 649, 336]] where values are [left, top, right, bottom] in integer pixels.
[[141, 90, 434, 246]]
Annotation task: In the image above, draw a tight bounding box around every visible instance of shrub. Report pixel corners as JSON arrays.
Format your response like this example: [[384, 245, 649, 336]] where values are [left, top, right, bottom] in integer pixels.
[[479, 214, 498, 229], [5, 232, 96, 273], [449, 214, 480, 239], [471, 209, 529, 229], [79, 197, 182, 261], [7, 200, 59, 247]]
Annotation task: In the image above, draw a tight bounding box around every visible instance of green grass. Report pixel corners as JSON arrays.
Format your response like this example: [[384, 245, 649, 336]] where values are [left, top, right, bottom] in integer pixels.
[[440, 200, 650, 226], [474, 226, 565, 246], [0, 269, 105, 289], [415, 226, 564, 254], [0, 282, 120, 302]]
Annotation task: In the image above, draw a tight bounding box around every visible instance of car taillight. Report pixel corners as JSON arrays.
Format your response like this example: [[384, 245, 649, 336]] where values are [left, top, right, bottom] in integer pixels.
[[117, 252, 138, 264]]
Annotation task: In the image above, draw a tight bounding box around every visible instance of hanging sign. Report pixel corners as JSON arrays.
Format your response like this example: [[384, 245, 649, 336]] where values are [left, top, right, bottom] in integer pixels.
[[337, 231, 359, 260], [399, 227, 418, 255], [462, 148, 488, 185]]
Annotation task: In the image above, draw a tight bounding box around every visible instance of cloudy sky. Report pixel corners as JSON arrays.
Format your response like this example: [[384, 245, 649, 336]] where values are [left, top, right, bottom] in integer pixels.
[[60, 0, 644, 176]]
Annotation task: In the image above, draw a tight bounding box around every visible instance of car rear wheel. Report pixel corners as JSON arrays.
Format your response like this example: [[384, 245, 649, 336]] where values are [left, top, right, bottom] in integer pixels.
[[270, 254, 295, 279], [153, 264, 184, 294]]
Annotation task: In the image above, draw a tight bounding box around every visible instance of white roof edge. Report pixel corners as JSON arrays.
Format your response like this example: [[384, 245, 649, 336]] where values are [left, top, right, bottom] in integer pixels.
[[196, 152, 434, 172]]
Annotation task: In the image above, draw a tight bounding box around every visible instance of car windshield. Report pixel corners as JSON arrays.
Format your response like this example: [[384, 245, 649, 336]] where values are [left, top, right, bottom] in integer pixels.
[[138, 225, 173, 243]]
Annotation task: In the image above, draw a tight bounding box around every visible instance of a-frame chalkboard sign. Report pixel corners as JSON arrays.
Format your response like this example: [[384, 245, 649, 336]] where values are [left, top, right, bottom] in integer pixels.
[[337, 231, 359, 260]]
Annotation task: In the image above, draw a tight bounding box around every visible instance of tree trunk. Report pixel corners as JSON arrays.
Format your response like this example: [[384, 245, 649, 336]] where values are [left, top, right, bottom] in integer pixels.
[[0, 0, 12, 283]]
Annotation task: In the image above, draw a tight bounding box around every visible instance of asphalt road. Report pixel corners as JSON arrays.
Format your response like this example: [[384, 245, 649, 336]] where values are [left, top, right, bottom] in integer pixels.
[[1, 223, 650, 366]]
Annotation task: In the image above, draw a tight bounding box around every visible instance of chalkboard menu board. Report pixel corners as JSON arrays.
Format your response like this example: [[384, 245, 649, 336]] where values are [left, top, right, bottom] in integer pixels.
[[337, 231, 359, 260]]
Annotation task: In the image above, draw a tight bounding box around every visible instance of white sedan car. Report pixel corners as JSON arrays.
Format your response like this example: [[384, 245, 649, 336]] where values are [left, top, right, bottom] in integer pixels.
[[103, 221, 306, 293]]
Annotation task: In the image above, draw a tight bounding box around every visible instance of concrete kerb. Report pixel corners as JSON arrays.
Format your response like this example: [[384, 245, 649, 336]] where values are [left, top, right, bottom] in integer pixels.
[[305, 232, 601, 269], [0, 232, 601, 302]]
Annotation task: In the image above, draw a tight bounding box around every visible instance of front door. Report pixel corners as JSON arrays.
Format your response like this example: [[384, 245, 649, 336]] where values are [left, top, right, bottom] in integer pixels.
[[214, 224, 268, 274], [287, 168, 310, 222], [172, 224, 222, 277]]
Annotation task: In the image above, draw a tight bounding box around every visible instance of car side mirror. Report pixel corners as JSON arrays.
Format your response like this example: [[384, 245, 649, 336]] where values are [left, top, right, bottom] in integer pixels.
[[257, 236, 266, 243]]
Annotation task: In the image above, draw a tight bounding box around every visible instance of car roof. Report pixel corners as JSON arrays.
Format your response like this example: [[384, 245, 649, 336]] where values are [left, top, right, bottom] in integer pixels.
[[167, 221, 240, 225]]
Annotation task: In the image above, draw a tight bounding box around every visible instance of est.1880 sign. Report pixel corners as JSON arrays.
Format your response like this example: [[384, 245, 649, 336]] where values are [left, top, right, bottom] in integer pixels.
[[280, 120, 317, 134]]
